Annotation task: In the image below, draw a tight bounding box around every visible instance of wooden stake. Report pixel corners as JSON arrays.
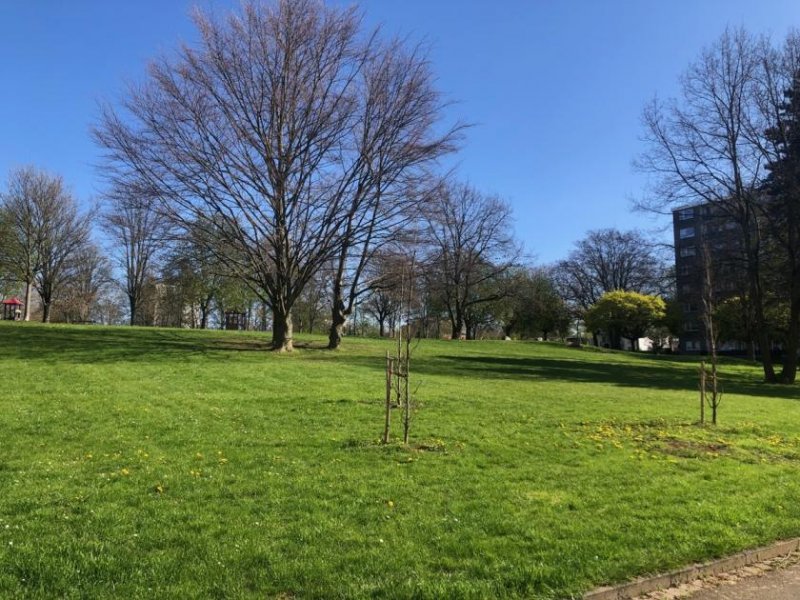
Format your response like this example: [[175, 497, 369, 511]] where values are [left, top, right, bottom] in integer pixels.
[[383, 351, 392, 443], [711, 361, 718, 425], [699, 361, 706, 425], [403, 328, 411, 445]]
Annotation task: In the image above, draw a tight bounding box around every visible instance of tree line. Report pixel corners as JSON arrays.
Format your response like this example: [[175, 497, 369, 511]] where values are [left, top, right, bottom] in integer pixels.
[[0, 163, 576, 344], [0, 153, 672, 348], [0, 0, 675, 351], [0, 0, 586, 349], [6, 1, 798, 375]]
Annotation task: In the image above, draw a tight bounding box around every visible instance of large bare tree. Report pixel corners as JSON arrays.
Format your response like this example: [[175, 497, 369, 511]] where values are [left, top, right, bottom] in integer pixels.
[[1, 167, 93, 322], [160, 221, 235, 330], [422, 181, 518, 340], [361, 249, 409, 337], [554, 228, 666, 313], [1, 167, 48, 320], [637, 27, 779, 380], [102, 187, 169, 326], [32, 185, 94, 323], [324, 38, 462, 349], [53, 243, 113, 323], [95, 0, 459, 351]]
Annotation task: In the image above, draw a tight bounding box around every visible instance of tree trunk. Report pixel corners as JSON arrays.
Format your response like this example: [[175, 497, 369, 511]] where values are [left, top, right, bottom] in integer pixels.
[[199, 294, 213, 330], [129, 294, 137, 326], [260, 302, 269, 332], [23, 280, 32, 321], [781, 328, 799, 384], [752, 299, 776, 381], [328, 269, 353, 349], [780, 278, 800, 384], [744, 238, 776, 382], [328, 313, 346, 349], [328, 297, 348, 349], [451, 316, 465, 340], [779, 211, 800, 382], [271, 308, 293, 352], [378, 317, 386, 338], [464, 317, 474, 340], [609, 328, 622, 350], [42, 300, 51, 323], [152, 289, 160, 327]]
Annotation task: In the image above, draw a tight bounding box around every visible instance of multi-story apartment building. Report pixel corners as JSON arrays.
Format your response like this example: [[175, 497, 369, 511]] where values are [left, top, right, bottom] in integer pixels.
[[672, 203, 748, 354]]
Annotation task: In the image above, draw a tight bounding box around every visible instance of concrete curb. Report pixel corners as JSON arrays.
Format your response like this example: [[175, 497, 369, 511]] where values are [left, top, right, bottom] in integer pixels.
[[584, 537, 800, 600]]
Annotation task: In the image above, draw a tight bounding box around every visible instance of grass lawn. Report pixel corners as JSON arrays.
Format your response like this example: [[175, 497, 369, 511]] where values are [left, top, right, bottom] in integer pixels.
[[3, 322, 800, 598]]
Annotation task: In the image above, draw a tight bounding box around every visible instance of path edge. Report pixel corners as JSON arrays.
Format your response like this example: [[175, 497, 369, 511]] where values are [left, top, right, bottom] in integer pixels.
[[584, 537, 800, 599]]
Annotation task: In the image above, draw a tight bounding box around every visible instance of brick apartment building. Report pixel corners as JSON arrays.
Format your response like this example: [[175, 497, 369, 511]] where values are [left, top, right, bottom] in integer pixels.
[[672, 203, 749, 354]]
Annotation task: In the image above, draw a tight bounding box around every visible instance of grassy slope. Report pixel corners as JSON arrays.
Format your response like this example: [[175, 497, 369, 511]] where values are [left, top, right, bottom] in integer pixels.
[[2, 322, 800, 599]]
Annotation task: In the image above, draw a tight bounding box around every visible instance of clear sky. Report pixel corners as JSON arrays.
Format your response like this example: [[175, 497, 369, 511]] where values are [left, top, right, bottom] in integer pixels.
[[2, 1, 800, 263]]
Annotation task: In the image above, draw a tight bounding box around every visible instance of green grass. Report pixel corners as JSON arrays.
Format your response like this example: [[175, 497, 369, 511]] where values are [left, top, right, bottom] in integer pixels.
[[3, 321, 800, 599]]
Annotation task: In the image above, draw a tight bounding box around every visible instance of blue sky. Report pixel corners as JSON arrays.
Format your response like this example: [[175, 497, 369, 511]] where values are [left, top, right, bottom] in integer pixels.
[[2, 1, 800, 263]]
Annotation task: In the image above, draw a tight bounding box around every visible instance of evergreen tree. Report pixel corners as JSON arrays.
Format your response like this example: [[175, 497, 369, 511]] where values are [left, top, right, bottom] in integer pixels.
[[765, 69, 800, 383]]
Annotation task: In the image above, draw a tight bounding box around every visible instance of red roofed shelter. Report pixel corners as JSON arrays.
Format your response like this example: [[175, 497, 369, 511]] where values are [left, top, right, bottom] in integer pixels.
[[2, 297, 23, 321]]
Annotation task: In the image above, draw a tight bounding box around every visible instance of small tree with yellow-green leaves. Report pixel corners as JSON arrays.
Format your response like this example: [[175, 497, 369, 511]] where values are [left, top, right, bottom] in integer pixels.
[[584, 290, 666, 351]]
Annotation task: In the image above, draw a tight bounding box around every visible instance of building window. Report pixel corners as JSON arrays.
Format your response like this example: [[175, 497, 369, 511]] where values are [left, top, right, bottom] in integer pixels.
[[681, 283, 693, 294], [679, 265, 691, 277], [680, 246, 696, 257], [683, 303, 698, 313], [678, 208, 694, 220], [679, 227, 695, 239], [684, 321, 699, 332], [712, 239, 727, 250], [685, 340, 701, 351]]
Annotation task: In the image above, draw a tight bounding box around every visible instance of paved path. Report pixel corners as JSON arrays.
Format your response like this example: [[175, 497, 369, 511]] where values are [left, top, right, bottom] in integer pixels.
[[636, 552, 800, 600], [686, 561, 800, 600]]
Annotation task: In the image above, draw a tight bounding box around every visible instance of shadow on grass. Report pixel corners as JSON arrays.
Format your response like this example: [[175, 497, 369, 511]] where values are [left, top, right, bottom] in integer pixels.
[[0, 323, 273, 363], [422, 354, 800, 400], [3, 324, 799, 401], [300, 347, 800, 400]]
